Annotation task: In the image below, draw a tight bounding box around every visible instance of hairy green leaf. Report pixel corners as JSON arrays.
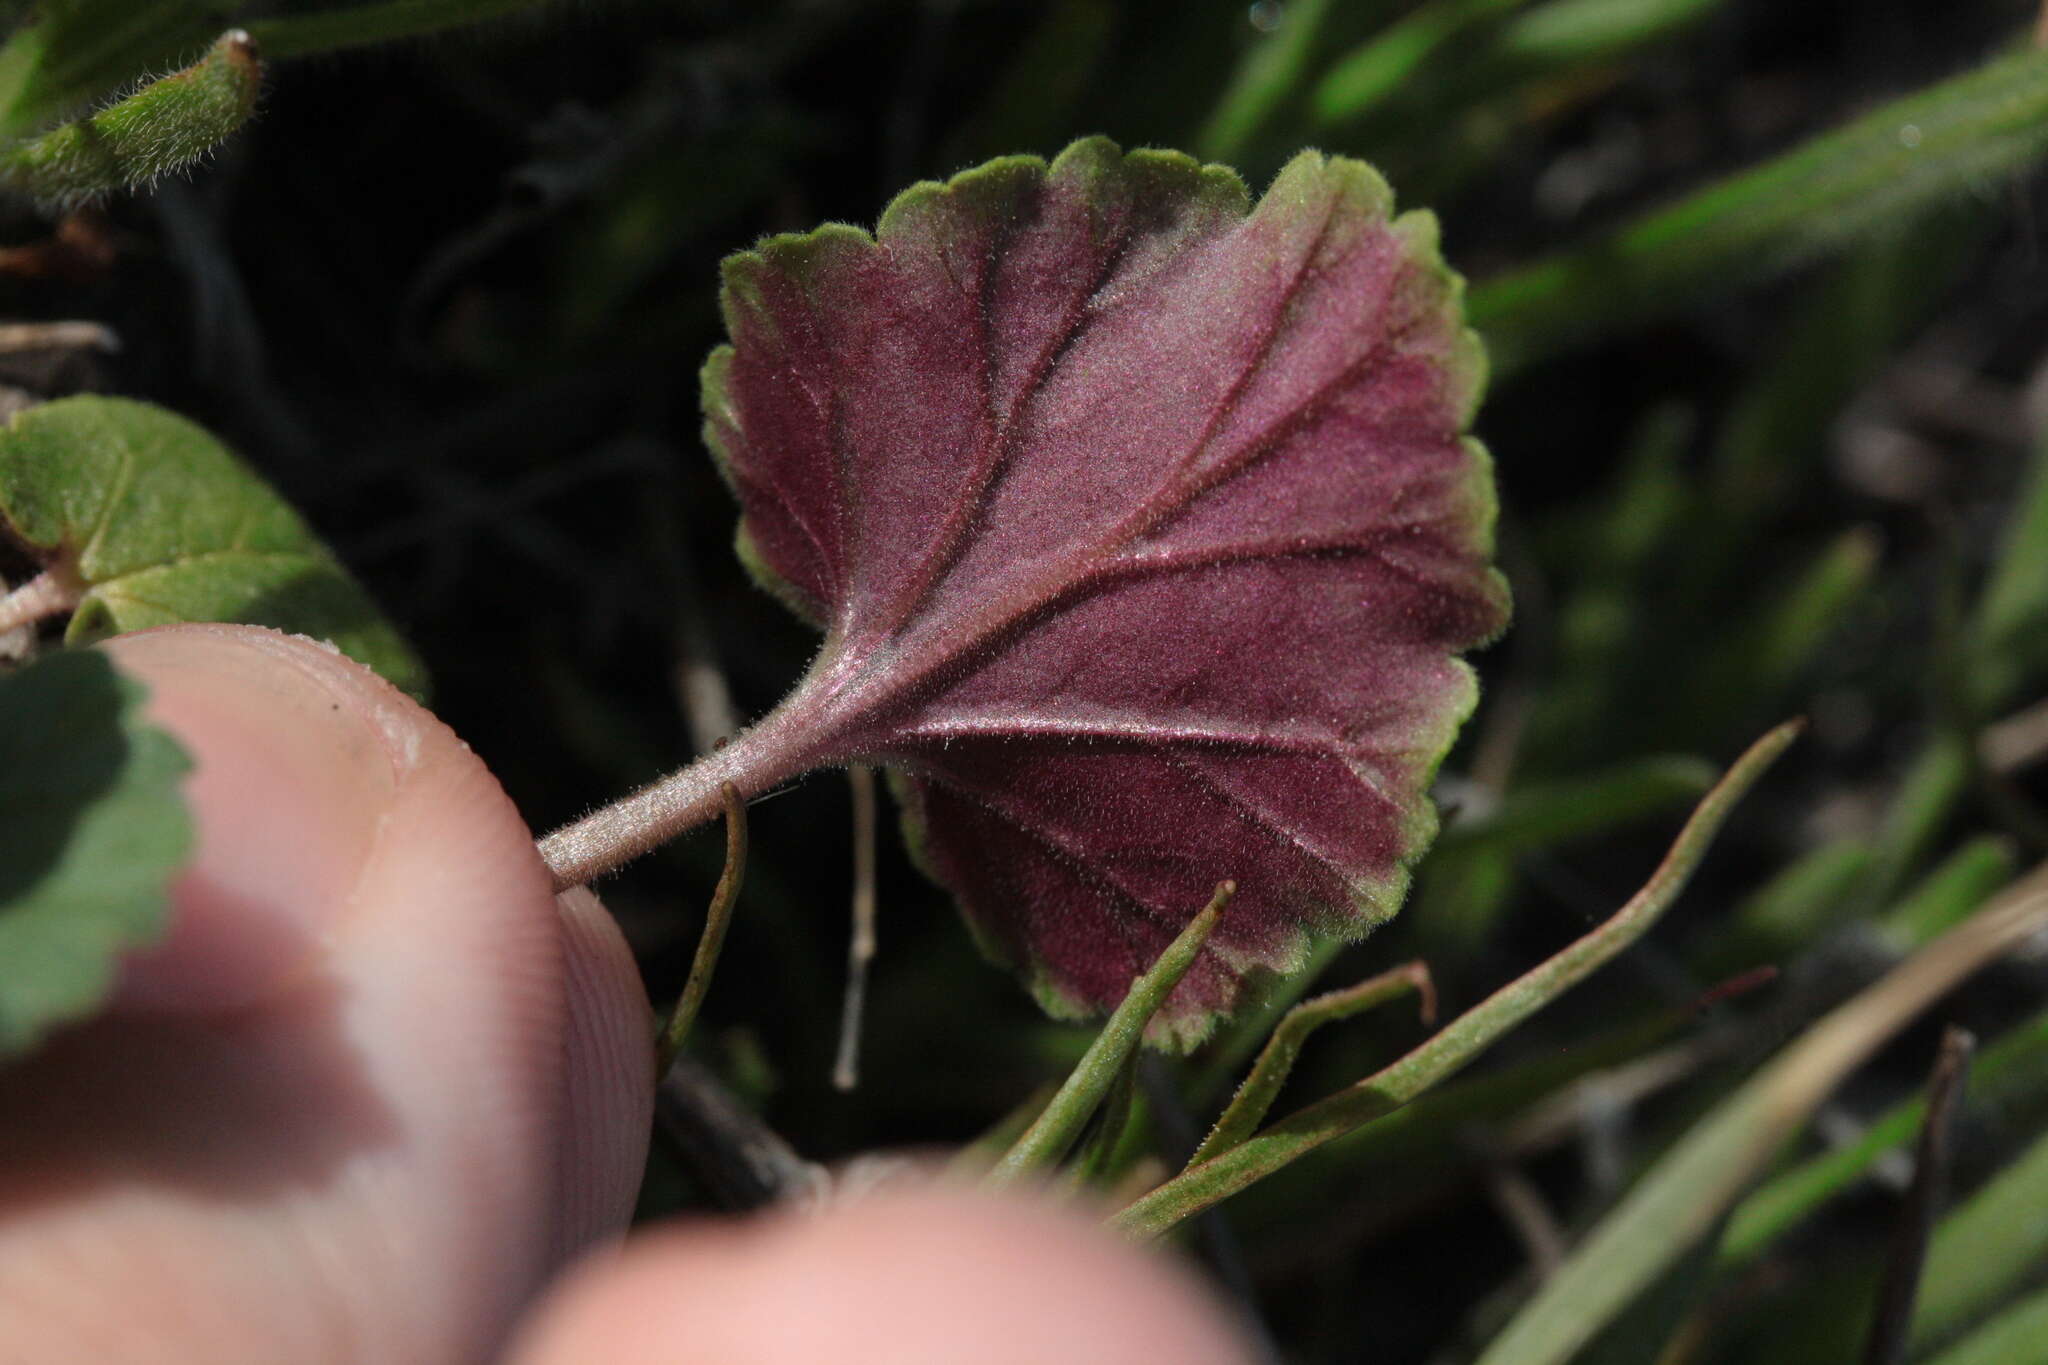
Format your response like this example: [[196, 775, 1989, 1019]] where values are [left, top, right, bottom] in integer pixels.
[[0, 395, 427, 698]]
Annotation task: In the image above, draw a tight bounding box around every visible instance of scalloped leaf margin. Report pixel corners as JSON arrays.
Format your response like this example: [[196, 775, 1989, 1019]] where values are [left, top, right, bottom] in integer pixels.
[[705, 137, 1507, 1048]]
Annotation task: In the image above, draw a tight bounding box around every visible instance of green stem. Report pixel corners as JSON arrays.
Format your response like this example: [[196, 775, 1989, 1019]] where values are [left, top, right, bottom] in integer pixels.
[[1113, 721, 1801, 1241], [655, 782, 747, 1076], [1191, 960, 1434, 1165], [987, 881, 1234, 1187], [0, 30, 260, 207]]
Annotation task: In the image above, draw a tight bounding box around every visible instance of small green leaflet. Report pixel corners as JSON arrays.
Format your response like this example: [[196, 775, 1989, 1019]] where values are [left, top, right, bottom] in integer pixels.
[[0, 649, 193, 1057], [0, 395, 427, 698]]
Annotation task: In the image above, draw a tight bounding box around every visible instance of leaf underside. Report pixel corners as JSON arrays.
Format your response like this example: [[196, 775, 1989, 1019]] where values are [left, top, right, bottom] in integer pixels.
[[0, 650, 192, 1058], [707, 136, 1507, 1047], [0, 395, 428, 698]]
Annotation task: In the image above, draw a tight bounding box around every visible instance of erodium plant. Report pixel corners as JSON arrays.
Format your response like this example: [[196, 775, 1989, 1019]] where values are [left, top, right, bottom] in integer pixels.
[[536, 137, 1511, 1045]]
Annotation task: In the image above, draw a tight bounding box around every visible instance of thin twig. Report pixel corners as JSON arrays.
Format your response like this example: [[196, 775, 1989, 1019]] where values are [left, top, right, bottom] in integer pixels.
[[1982, 696, 2048, 775], [656, 782, 747, 1076], [0, 320, 119, 354], [1862, 1025, 1975, 1365], [0, 568, 83, 636], [1482, 1158, 1570, 1282], [833, 763, 879, 1091]]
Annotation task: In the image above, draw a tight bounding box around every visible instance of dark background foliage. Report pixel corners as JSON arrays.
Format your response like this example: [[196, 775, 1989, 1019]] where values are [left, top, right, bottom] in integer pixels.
[[7, 2, 2046, 1358]]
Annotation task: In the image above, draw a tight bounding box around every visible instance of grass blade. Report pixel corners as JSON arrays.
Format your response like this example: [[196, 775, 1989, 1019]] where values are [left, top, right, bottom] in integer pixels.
[[1704, 838, 1874, 975], [1909, 1118, 2048, 1351], [1718, 1002, 2048, 1270], [1471, 45, 2048, 371], [1198, 0, 1335, 162], [1471, 859, 2048, 1365], [1112, 722, 1800, 1241], [1312, 0, 1529, 127], [1919, 1286, 2048, 1365], [1967, 429, 2048, 715], [1877, 835, 2019, 950], [1485, 0, 1723, 68], [1434, 754, 1717, 857]]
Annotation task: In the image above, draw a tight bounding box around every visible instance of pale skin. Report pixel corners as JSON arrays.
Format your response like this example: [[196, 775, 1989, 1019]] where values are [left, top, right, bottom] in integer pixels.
[[0, 623, 1254, 1364]]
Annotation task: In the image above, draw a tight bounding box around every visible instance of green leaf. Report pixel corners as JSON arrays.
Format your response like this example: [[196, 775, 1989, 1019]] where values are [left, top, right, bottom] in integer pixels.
[[986, 882, 1233, 1186], [1192, 960, 1433, 1164], [1485, 0, 1724, 68], [1664, 526, 1880, 745], [0, 649, 192, 1057], [0, 28, 260, 208], [1435, 754, 1718, 856], [1111, 722, 1800, 1240], [1859, 730, 1975, 913], [1312, 0, 1531, 127], [0, 395, 428, 699], [1701, 837, 1873, 975], [1471, 45, 2048, 371]]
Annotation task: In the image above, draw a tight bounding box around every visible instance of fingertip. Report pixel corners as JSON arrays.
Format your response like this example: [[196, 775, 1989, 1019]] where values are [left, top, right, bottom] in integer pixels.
[[553, 885, 655, 1258], [102, 624, 415, 1011], [508, 1188, 1257, 1365], [23, 623, 654, 1359]]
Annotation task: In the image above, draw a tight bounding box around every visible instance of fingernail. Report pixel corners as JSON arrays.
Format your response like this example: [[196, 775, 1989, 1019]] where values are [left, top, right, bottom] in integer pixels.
[[101, 624, 422, 1011]]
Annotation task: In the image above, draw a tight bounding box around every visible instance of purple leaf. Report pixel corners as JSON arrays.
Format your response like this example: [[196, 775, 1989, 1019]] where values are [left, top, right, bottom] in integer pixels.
[[709, 138, 1506, 1045]]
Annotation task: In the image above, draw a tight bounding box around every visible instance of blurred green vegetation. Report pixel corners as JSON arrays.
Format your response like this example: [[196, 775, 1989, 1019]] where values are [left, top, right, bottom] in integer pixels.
[[5, 1, 2048, 1360]]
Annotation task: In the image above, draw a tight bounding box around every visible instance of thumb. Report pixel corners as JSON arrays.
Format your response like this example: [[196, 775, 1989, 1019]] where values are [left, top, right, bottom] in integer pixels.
[[0, 624, 652, 1362]]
